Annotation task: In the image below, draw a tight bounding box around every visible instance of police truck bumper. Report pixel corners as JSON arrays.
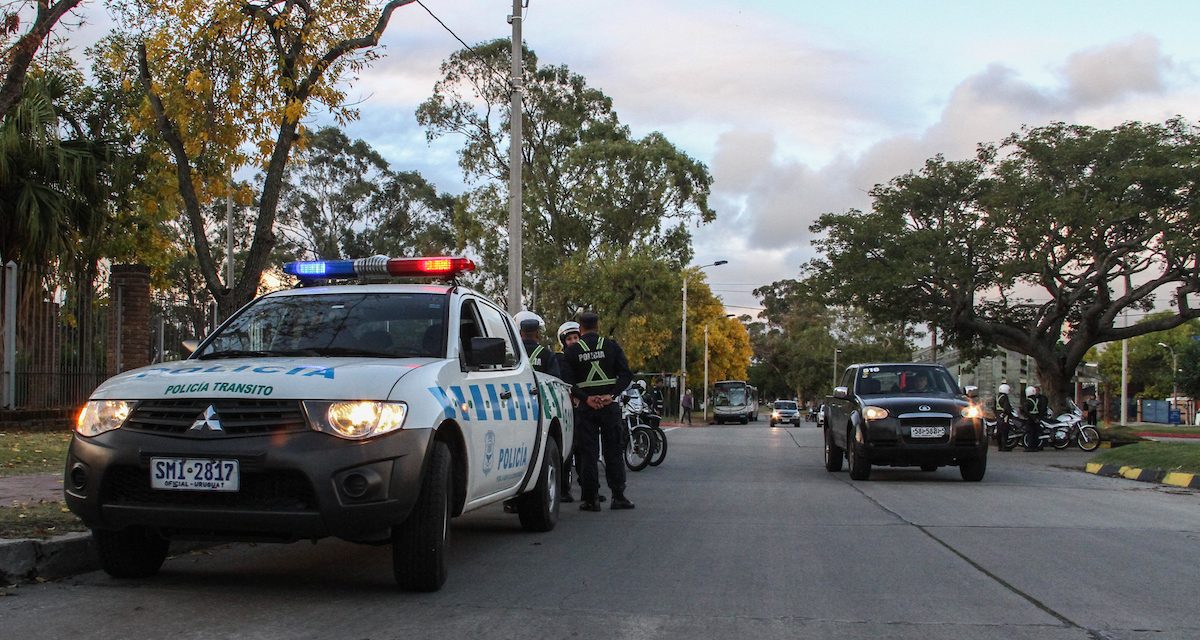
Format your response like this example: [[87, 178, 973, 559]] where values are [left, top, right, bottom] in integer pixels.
[[64, 427, 434, 544]]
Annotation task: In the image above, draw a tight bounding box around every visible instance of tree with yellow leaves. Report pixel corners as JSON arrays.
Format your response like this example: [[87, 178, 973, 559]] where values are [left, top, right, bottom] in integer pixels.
[[107, 0, 419, 316]]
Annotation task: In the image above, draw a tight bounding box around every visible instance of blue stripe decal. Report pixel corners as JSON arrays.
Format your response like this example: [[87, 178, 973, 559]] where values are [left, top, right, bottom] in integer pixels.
[[513, 383, 529, 421], [427, 387, 457, 419], [485, 384, 503, 420], [469, 385, 488, 421], [528, 383, 541, 421], [502, 384, 518, 420], [450, 386, 470, 421]]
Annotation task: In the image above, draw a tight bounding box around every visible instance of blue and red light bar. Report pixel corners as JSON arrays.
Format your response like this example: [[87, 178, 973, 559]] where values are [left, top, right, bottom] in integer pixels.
[[284, 256, 476, 280]]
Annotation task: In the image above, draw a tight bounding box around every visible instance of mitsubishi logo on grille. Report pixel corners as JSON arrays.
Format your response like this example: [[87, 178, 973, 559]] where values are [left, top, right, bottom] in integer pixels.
[[189, 405, 224, 432], [918, 405, 932, 412]]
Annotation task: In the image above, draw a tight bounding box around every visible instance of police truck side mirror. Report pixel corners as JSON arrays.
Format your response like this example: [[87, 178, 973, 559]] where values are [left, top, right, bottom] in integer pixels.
[[466, 336, 506, 368], [833, 386, 848, 399]]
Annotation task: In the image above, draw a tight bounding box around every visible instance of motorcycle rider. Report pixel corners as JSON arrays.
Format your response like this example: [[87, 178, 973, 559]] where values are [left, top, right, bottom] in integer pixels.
[[514, 311, 559, 378], [1023, 385, 1051, 451], [561, 311, 635, 511], [993, 383, 1018, 451]]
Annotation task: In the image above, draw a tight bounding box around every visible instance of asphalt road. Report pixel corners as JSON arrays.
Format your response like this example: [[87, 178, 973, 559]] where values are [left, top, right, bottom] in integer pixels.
[[4, 425, 1199, 640]]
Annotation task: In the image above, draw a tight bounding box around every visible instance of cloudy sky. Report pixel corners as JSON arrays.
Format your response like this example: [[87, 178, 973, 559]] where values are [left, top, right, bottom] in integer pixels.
[[74, 1, 1200, 315]]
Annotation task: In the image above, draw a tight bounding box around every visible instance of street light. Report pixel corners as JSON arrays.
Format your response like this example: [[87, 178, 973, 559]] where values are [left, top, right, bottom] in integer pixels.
[[681, 260, 727, 420], [704, 314, 736, 423], [1157, 342, 1178, 421], [832, 348, 843, 388]]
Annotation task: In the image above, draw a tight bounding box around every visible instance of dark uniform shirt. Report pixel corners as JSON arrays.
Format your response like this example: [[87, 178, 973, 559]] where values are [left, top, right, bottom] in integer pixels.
[[523, 338, 560, 378], [995, 393, 1015, 417], [561, 333, 632, 403], [1023, 394, 1051, 422]]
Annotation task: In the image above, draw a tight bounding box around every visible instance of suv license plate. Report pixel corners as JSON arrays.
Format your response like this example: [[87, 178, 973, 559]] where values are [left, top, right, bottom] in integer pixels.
[[910, 427, 946, 438], [150, 458, 240, 491]]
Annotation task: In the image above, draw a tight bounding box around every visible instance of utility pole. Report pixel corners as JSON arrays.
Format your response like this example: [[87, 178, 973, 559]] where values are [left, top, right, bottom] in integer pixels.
[[506, 0, 524, 314], [226, 168, 234, 296]]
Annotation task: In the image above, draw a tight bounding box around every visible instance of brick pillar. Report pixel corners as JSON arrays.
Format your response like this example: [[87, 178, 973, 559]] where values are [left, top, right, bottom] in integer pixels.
[[107, 265, 151, 376]]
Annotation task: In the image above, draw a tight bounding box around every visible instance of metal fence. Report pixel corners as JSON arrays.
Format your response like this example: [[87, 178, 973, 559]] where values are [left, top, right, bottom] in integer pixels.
[[1, 261, 109, 410], [1, 261, 214, 410]]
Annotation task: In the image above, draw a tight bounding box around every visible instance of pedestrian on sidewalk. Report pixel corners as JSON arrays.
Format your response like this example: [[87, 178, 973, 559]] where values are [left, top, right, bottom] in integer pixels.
[[682, 389, 694, 425]]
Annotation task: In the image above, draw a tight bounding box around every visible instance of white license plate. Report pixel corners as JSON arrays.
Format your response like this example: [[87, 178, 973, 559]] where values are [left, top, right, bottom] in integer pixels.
[[150, 458, 240, 491], [910, 426, 947, 438]]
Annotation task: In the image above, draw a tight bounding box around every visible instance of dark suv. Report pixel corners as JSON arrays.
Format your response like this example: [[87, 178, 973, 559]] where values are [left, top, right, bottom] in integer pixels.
[[823, 363, 986, 481]]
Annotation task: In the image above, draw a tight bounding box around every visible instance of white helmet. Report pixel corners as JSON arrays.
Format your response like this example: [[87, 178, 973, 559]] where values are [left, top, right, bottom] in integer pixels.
[[557, 321, 580, 344], [1025, 386, 1036, 397], [513, 310, 544, 333], [636, 380, 647, 391], [998, 383, 1011, 395]]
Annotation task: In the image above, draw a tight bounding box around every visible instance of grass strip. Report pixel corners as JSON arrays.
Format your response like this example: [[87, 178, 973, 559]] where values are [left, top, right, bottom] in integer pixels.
[[0, 500, 86, 540], [1090, 441, 1200, 475], [0, 431, 72, 477]]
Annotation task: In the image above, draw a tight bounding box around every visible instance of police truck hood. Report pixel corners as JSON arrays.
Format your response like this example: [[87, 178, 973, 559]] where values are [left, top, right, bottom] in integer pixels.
[[89, 357, 437, 401]]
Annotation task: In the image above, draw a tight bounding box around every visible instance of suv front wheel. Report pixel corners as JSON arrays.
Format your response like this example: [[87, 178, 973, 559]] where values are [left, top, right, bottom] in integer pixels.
[[847, 425, 871, 481]]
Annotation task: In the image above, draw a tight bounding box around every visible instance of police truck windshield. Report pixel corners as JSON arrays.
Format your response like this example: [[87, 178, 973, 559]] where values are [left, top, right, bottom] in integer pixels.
[[197, 293, 448, 359]]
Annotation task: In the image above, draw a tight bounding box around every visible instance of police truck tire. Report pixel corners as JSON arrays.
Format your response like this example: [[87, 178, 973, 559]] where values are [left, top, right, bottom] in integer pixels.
[[518, 438, 560, 532], [93, 526, 169, 579], [848, 426, 871, 481], [393, 440, 451, 592], [823, 428, 843, 472]]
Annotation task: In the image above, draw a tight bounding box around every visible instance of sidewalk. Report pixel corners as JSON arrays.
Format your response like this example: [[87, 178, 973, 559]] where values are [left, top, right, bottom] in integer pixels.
[[1, 472, 96, 584]]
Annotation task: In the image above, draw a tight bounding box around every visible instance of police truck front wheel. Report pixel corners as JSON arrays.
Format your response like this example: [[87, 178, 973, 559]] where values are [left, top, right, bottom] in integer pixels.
[[393, 440, 451, 591], [93, 526, 169, 578], [518, 438, 561, 532]]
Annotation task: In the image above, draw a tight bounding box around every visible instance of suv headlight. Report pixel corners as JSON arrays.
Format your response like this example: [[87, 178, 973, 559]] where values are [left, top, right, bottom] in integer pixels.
[[76, 400, 134, 437], [304, 401, 408, 440], [961, 405, 983, 419], [863, 406, 889, 421]]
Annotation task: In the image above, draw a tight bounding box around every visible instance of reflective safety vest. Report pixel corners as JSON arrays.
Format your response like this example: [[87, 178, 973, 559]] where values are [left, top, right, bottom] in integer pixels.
[[576, 336, 617, 388]]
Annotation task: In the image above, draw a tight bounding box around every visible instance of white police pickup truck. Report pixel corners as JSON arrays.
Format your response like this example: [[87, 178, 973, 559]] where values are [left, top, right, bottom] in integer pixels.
[[65, 256, 573, 591]]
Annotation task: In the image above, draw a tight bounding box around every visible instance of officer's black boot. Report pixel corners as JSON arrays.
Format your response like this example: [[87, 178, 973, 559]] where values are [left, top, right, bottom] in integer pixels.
[[610, 492, 635, 510], [579, 497, 602, 512]]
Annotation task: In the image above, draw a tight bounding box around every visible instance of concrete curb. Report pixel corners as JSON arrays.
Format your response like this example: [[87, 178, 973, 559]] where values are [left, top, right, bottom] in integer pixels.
[[0, 532, 95, 583], [1085, 462, 1200, 489]]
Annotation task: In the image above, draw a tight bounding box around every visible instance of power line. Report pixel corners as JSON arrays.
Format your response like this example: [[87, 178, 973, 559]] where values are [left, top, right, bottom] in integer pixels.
[[416, 1, 512, 87]]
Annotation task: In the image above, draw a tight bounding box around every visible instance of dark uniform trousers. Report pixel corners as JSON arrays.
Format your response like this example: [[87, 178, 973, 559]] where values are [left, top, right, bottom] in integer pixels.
[[575, 402, 626, 500]]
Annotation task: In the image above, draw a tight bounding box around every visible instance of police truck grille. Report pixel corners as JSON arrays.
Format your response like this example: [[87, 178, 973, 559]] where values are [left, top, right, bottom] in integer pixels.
[[105, 466, 317, 511], [123, 399, 307, 436]]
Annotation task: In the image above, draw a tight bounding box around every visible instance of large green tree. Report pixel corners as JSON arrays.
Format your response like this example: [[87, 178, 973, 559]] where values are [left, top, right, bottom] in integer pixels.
[[417, 40, 715, 314], [750, 278, 915, 404], [0, 0, 84, 119], [1096, 315, 1200, 399], [809, 119, 1200, 408], [276, 126, 457, 261], [109, 0, 420, 317]]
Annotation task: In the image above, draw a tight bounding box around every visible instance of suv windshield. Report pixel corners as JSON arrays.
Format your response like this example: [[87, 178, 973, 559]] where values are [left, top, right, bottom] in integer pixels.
[[774, 401, 797, 410], [856, 365, 958, 395], [197, 293, 447, 359]]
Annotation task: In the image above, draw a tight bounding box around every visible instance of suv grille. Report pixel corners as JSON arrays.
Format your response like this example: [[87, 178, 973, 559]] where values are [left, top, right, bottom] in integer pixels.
[[105, 465, 317, 511], [123, 399, 307, 437]]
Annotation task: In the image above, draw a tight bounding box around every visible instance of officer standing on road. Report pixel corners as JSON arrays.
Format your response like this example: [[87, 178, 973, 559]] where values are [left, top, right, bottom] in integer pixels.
[[993, 383, 1017, 451], [555, 321, 581, 504], [1023, 385, 1051, 451], [562, 311, 635, 511], [515, 311, 559, 378]]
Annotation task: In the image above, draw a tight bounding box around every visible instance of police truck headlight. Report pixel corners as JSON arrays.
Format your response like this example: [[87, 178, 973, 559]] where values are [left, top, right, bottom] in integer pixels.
[[961, 405, 983, 419], [76, 400, 134, 437], [862, 406, 889, 421], [304, 401, 408, 439]]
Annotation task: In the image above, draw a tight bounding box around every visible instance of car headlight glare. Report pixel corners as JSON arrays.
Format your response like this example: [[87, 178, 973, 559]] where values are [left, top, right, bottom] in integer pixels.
[[961, 405, 983, 419], [76, 400, 133, 437], [863, 406, 889, 421], [306, 401, 408, 439]]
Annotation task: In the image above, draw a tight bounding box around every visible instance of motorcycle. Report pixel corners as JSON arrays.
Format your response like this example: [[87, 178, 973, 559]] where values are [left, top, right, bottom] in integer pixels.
[[620, 386, 668, 469], [996, 400, 1099, 451]]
